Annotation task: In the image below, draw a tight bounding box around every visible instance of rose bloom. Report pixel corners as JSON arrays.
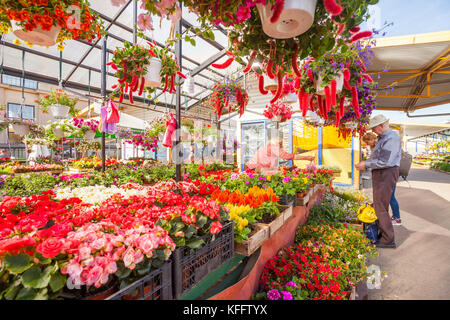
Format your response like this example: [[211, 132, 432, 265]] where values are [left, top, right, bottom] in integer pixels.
[[36, 237, 64, 258]]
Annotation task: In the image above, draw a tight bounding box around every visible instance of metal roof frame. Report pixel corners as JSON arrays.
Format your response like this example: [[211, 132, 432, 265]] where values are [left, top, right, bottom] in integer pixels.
[[0, 0, 244, 177]]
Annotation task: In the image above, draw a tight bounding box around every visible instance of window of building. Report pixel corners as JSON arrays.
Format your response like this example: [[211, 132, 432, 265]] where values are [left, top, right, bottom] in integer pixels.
[[7, 103, 35, 120], [1, 74, 38, 90]]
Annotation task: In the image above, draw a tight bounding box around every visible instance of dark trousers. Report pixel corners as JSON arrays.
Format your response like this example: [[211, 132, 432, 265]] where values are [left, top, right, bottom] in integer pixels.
[[372, 166, 399, 244]]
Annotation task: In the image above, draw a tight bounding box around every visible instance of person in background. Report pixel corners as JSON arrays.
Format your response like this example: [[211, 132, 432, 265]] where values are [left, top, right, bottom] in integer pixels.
[[246, 136, 315, 175], [362, 132, 402, 226], [356, 114, 402, 249]]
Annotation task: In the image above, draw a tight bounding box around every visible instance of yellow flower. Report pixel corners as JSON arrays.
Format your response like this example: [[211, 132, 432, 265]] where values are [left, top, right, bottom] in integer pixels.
[[13, 39, 21, 46], [24, 41, 34, 47], [266, 175, 272, 181], [57, 44, 64, 51]]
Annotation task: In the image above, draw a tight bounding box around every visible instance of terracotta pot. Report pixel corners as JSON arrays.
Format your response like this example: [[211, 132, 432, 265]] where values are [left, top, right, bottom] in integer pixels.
[[257, 0, 318, 39], [50, 104, 70, 118], [144, 58, 162, 88], [11, 20, 61, 47]]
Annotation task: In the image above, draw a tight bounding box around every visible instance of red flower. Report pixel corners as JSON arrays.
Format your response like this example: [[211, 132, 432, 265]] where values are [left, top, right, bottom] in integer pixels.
[[36, 237, 64, 258], [210, 221, 222, 234], [0, 236, 36, 256]]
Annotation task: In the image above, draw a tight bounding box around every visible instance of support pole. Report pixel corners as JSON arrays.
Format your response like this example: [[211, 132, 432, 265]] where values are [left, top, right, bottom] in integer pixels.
[[175, 5, 183, 182], [133, 0, 138, 44], [101, 35, 108, 172]]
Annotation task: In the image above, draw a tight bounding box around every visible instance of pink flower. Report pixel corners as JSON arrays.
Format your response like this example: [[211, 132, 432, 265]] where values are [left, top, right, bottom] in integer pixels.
[[105, 261, 117, 274], [66, 261, 82, 277], [86, 265, 103, 286], [79, 246, 91, 260], [169, 5, 182, 23], [123, 247, 136, 269], [92, 237, 106, 250], [134, 249, 144, 265], [138, 235, 157, 255], [236, 5, 252, 22], [137, 13, 153, 31]]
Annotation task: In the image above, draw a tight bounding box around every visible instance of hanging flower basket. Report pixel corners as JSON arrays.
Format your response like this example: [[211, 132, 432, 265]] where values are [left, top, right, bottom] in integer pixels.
[[11, 123, 30, 135], [53, 127, 66, 138], [256, 0, 318, 39], [316, 72, 344, 96], [283, 92, 298, 104], [84, 130, 96, 140], [50, 104, 70, 118], [11, 21, 61, 47], [263, 74, 278, 91], [144, 57, 162, 88]]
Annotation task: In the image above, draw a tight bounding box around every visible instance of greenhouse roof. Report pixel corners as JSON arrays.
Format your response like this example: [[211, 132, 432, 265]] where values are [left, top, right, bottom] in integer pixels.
[[0, 0, 245, 122], [368, 31, 450, 114]]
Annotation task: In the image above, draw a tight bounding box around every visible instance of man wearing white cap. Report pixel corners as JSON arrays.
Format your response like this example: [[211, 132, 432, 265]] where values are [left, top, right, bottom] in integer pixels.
[[355, 114, 402, 248]]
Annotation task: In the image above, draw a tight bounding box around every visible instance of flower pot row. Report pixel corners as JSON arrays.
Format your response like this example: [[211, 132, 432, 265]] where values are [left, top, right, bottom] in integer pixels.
[[234, 203, 294, 257]]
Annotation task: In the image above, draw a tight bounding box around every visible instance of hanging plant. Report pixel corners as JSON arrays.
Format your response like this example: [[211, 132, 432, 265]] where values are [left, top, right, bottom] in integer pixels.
[[109, 37, 185, 104], [263, 101, 293, 122], [0, 0, 105, 48], [35, 88, 78, 117], [209, 77, 249, 119], [227, 0, 377, 79], [297, 39, 378, 129]]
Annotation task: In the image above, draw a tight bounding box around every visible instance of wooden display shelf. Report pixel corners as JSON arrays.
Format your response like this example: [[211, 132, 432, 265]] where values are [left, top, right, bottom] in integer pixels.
[[234, 224, 269, 257]]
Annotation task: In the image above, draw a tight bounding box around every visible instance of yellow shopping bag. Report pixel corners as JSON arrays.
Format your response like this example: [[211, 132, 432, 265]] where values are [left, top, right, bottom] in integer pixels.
[[357, 204, 378, 223]]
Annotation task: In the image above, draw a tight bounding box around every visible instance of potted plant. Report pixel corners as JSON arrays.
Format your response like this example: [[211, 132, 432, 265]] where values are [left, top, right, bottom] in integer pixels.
[[225, 0, 377, 87], [109, 34, 185, 104], [209, 77, 249, 119], [47, 119, 83, 139], [0, 0, 105, 47], [5, 118, 34, 136], [36, 88, 78, 118], [72, 118, 99, 140], [256, 0, 317, 39], [263, 101, 293, 122]]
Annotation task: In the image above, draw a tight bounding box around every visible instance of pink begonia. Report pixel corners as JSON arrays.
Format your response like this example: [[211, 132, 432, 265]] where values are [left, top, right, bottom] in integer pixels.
[[123, 247, 136, 269], [86, 265, 103, 286], [79, 246, 91, 260], [137, 13, 153, 31], [111, 0, 127, 7]]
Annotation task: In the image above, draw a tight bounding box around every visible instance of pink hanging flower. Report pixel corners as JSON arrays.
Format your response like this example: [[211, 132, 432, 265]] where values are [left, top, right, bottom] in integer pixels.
[[137, 13, 153, 31], [111, 0, 127, 7]]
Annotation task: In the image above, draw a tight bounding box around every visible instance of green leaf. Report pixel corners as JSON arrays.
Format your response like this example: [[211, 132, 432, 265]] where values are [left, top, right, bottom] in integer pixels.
[[2, 279, 21, 300], [21, 265, 53, 289], [4, 253, 33, 274], [16, 287, 37, 300], [49, 272, 66, 293], [184, 225, 196, 239], [196, 215, 207, 228], [186, 239, 205, 250], [34, 252, 51, 265]]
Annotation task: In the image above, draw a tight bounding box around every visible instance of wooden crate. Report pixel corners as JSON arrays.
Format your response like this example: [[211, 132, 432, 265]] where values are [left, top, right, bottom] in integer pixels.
[[348, 223, 364, 231], [296, 191, 310, 206], [234, 224, 269, 257], [278, 204, 293, 222], [254, 212, 284, 238]]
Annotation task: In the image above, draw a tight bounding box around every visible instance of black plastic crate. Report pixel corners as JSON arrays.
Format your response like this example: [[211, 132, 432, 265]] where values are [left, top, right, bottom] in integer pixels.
[[106, 261, 172, 300], [172, 221, 234, 299], [278, 194, 295, 206]]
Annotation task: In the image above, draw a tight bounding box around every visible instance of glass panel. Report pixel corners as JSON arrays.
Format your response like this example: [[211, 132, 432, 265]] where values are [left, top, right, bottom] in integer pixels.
[[7, 104, 21, 119], [21, 106, 34, 120], [241, 122, 265, 167]]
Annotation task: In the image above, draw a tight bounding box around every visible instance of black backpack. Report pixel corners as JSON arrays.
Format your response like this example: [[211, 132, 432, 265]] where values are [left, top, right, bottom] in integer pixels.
[[399, 150, 412, 180]]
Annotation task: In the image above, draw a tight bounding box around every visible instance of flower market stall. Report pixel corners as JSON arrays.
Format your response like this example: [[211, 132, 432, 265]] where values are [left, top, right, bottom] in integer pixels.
[[0, 0, 386, 302]]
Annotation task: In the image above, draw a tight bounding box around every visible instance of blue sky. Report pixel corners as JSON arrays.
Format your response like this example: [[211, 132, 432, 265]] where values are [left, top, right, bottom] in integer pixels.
[[360, 0, 450, 124]]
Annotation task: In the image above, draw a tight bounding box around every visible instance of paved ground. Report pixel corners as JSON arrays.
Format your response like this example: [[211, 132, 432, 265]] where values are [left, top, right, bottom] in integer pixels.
[[367, 166, 450, 300]]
